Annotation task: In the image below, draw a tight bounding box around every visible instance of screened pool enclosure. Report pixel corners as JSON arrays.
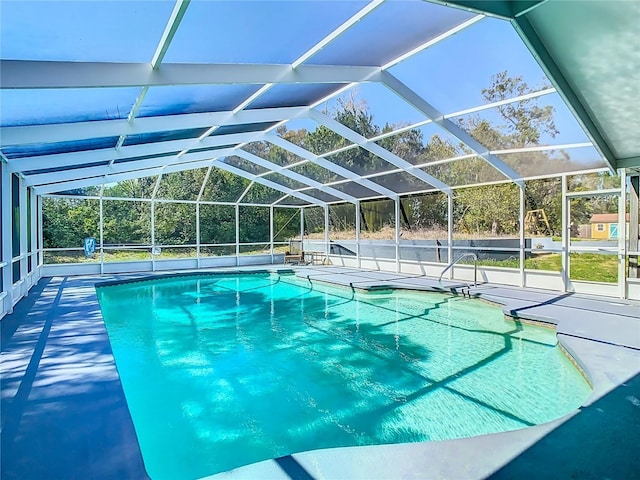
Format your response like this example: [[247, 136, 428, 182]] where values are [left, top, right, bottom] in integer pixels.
[[1, 0, 639, 319]]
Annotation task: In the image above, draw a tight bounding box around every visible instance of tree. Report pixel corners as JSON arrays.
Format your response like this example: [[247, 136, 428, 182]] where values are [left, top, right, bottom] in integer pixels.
[[449, 72, 565, 237], [153, 202, 195, 245], [156, 169, 208, 200], [401, 192, 448, 232], [42, 198, 99, 248], [524, 178, 562, 236], [102, 200, 151, 245], [455, 183, 520, 236], [274, 208, 301, 242], [103, 177, 157, 199], [200, 204, 235, 245], [238, 206, 269, 243], [481, 71, 557, 148], [457, 72, 562, 172], [202, 167, 251, 202]]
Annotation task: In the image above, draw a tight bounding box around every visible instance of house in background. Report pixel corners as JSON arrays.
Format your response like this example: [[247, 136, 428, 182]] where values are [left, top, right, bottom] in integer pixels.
[[589, 213, 629, 239]]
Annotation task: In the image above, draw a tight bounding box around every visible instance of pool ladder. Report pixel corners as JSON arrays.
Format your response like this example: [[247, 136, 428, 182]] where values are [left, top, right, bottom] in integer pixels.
[[438, 253, 478, 295]]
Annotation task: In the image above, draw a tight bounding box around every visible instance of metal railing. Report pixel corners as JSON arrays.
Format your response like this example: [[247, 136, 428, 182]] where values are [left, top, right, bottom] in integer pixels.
[[438, 252, 478, 287]]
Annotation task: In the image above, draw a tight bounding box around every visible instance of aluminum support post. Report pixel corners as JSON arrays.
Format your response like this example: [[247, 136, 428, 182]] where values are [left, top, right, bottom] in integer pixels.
[[29, 187, 37, 282], [151, 175, 162, 272], [355, 201, 361, 269], [235, 205, 240, 266], [1, 166, 14, 313], [99, 195, 104, 274], [447, 193, 453, 279], [196, 202, 201, 268], [619, 171, 627, 298], [151, 201, 156, 272], [300, 208, 305, 254], [37, 195, 43, 268], [269, 206, 274, 263], [561, 175, 569, 291], [395, 198, 401, 273], [324, 206, 329, 260], [20, 178, 28, 296], [519, 185, 525, 287]]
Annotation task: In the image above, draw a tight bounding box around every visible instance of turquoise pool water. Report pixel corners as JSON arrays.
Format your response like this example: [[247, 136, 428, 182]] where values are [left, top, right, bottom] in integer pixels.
[[97, 272, 591, 479]]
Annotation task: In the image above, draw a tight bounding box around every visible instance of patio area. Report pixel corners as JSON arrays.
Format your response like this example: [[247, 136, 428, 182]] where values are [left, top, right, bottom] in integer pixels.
[[1, 0, 640, 478], [2, 266, 638, 479]]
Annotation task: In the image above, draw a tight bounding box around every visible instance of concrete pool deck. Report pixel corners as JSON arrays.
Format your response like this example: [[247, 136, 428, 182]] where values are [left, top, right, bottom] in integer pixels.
[[1, 266, 639, 479]]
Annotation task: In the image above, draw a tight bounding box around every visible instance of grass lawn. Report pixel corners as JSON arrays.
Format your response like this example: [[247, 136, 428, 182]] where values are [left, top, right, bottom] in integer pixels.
[[475, 252, 619, 283], [44, 247, 269, 264], [44, 250, 152, 264], [567, 253, 619, 283], [45, 248, 620, 283]]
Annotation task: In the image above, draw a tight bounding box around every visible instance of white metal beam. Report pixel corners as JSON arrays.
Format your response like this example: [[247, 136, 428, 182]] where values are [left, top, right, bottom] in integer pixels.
[[291, 0, 385, 68], [0, 61, 382, 89], [152, 0, 191, 68], [274, 14, 482, 129], [24, 138, 356, 205], [234, 149, 357, 204], [23, 147, 237, 186], [192, 0, 384, 138], [196, 166, 213, 202], [231, 85, 274, 114], [35, 168, 169, 195], [126, 86, 150, 126], [309, 110, 452, 193], [381, 14, 484, 70], [381, 71, 525, 187], [8, 131, 260, 172], [362, 87, 556, 147], [1, 106, 307, 147], [445, 87, 556, 119], [121, 0, 191, 130], [34, 154, 326, 207], [209, 162, 326, 207], [266, 134, 398, 200]]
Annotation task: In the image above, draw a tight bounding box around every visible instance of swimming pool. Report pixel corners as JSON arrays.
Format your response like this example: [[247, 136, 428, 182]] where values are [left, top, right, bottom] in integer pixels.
[[96, 272, 591, 479]]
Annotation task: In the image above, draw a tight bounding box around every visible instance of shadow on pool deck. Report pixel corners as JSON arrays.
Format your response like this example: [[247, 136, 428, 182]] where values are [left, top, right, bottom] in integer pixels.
[[490, 372, 640, 480], [274, 455, 315, 480], [1, 276, 148, 480]]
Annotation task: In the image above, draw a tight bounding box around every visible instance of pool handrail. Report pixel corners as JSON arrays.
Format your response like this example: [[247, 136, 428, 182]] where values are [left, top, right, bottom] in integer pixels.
[[438, 252, 478, 287]]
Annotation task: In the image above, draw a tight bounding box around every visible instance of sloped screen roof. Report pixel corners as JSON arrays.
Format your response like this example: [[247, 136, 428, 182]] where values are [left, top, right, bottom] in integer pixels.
[[0, 0, 612, 206]]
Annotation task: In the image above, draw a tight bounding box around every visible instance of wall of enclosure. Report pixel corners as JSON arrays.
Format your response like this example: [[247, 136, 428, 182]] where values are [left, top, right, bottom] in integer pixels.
[[40, 194, 309, 277], [1, 162, 42, 320], [314, 169, 638, 300], [36, 168, 640, 301]]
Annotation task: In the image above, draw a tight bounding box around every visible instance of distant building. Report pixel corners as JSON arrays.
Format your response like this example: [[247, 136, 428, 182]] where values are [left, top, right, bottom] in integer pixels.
[[589, 213, 629, 239]]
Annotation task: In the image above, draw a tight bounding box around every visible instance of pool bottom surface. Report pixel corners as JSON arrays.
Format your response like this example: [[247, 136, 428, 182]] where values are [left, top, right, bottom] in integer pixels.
[[97, 272, 591, 479]]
